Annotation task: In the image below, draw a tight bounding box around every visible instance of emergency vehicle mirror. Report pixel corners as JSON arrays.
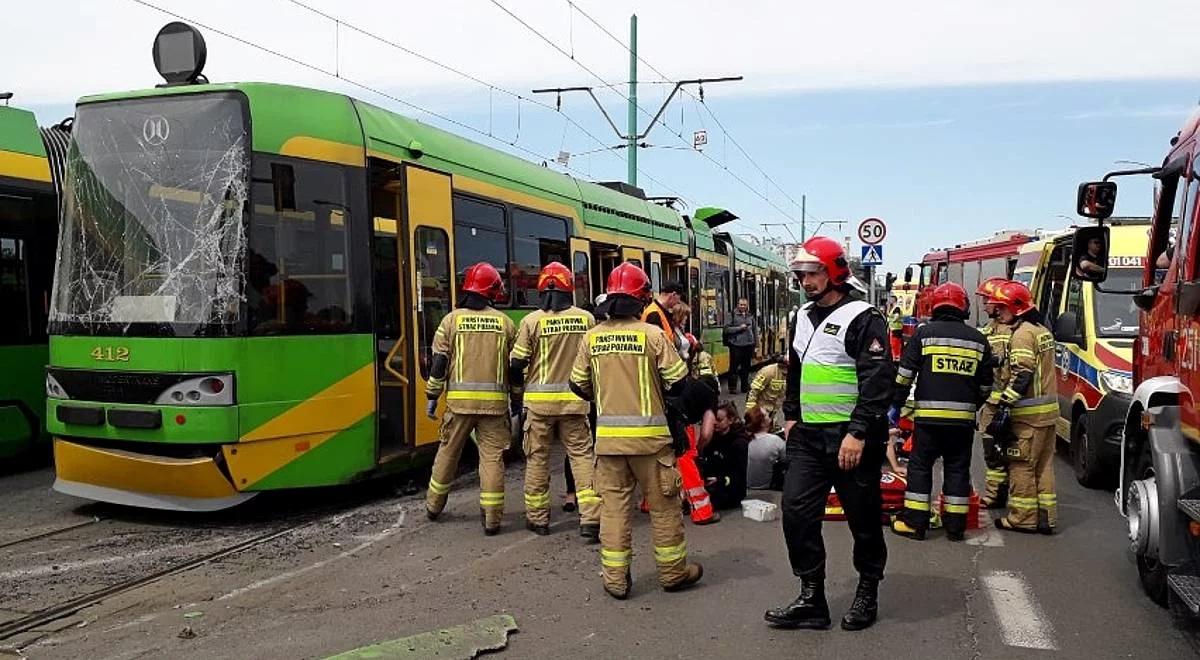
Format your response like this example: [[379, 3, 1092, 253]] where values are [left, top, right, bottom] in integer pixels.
[[903, 266, 913, 283], [1072, 226, 1110, 284], [1076, 181, 1116, 220]]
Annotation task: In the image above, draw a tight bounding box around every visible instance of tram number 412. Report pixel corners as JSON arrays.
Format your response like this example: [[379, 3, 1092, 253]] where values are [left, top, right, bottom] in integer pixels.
[[91, 346, 131, 362]]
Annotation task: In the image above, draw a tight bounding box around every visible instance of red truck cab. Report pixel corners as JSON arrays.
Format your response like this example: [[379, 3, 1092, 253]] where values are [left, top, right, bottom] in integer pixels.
[[1077, 106, 1200, 618]]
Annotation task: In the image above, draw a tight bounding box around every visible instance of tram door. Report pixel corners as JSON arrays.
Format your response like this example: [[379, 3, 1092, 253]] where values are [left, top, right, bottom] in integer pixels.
[[403, 166, 456, 448]]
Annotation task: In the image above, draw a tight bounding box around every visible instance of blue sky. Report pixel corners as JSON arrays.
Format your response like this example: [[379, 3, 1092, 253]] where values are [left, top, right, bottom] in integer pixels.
[[13, 1, 1200, 276]]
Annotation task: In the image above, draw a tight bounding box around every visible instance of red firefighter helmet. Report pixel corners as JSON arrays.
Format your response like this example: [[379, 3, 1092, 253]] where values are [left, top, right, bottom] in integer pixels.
[[461, 262, 505, 301], [606, 262, 652, 302], [989, 280, 1034, 316], [976, 276, 1008, 298], [537, 261, 574, 293], [790, 236, 851, 285], [931, 282, 969, 314]]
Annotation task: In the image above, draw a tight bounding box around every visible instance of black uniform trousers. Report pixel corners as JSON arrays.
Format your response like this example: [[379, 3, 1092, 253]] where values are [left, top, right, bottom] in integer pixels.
[[729, 345, 753, 392], [898, 423, 975, 535], [781, 423, 887, 581]]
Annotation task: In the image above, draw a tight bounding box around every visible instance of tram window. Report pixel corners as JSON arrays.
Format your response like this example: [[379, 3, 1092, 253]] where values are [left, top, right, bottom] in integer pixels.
[[0, 236, 30, 344], [705, 260, 729, 327], [651, 262, 661, 292], [452, 195, 510, 305], [573, 251, 590, 308], [689, 266, 701, 331], [248, 158, 354, 335], [416, 227, 451, 380], [511, 208, 568, 307]]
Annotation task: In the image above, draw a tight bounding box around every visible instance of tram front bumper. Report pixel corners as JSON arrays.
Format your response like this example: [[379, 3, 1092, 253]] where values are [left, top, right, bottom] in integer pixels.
[[52, 438, 255, 512]]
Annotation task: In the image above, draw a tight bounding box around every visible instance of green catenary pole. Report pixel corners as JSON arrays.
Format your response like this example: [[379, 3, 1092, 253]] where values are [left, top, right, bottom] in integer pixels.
[[627, 14, 638, 187]]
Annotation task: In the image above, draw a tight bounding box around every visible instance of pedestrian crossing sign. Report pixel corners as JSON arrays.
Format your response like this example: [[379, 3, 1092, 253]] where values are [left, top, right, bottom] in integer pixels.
[[861, 244, 883, 266]]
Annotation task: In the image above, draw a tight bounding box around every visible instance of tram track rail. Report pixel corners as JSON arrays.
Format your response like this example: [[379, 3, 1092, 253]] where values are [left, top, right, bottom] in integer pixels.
[[0, 518, 101, 551], [0, 523, 304, 641]]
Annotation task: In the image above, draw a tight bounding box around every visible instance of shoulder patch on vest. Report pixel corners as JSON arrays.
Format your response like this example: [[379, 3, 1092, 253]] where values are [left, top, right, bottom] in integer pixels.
[[823, 323, 841, 336], [868, 338, 885, 353]]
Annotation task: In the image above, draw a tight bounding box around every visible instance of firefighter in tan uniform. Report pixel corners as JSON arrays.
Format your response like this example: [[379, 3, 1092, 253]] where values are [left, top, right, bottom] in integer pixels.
[[509, 262, 600, 541], [746, 357, 788, 427], [570, 263, 703, 599], [975, 277, 1013, 508], [986, 281, 1058, 534], [424, 262, 518, 536]]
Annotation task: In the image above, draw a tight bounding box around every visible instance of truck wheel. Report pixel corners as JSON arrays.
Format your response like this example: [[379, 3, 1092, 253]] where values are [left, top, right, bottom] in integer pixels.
[[1071, 413, 1107, 489], [1138, 553, 1170, 607], [1131, 440, 1169, 607]]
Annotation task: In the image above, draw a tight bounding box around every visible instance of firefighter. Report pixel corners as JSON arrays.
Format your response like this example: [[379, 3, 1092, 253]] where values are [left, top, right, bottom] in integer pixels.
[[764, 236, 894, 632], [569, 263, 702, 600], [685, 332, 718, 386], [424, 262, 518, 536], [987, 281, 1058, 535], [975, 277, 1013, 509], [889, 283, 993, 541], [508, 262, 600, 541], [746, 355, 788, 428]]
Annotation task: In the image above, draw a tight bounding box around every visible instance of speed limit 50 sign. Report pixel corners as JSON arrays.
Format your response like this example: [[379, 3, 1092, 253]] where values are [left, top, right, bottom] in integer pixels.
[[857, 217, 886, 245]]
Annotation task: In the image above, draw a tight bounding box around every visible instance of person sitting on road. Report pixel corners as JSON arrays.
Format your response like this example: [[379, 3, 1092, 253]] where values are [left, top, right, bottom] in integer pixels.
[[745, 406, 787, 490], [698, 402, 749, 509]]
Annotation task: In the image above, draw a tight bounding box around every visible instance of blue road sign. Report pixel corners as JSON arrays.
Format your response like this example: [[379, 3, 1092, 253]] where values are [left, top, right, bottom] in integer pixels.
[[861, 244, 883, 266]]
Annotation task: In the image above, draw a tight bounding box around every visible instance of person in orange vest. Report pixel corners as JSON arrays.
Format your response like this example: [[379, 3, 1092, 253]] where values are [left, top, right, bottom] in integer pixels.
[[424, 263, 517, 535], [641, 281, 686, 347], [570, 263, 702, 599]]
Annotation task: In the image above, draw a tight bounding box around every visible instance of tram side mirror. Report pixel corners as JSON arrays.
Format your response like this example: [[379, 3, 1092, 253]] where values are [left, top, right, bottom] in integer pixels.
[[1072, 226, 1110, 284], [1077, 181, 1117, 220], [903, 266, 913, 284]]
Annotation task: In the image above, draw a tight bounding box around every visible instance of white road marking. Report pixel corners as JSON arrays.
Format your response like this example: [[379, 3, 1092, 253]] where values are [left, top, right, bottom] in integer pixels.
[[981, 570, 1057, 650], [216, 509, 407, 601]]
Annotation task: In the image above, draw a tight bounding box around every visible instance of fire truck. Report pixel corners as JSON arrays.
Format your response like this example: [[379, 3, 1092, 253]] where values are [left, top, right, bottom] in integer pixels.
[[1076, 106, 1200, 617], [902, 231, 1037, 329]]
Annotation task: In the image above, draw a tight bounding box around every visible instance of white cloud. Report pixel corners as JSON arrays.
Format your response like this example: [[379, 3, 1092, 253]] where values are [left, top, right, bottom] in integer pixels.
[[4, 0, 1200, 109]]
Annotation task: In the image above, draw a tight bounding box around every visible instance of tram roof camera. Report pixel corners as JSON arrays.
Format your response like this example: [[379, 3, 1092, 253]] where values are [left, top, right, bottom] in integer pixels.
[[152, 22, 208, 86]]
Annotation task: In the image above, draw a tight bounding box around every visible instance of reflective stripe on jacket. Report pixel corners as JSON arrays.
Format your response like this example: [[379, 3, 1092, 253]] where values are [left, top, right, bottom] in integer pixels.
[[747, 362, 787, 412], [998, 320, 1057, 426], [511, 306, 595, 416], [570, 318, 688, 455], [793, 300, 871, 424], [428, 307, 516, 415]]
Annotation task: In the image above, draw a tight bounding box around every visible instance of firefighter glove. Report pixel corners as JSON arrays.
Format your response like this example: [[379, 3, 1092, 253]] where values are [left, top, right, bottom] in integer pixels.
[[425, 399, 438, 420], [986, 404, 1012, 438]]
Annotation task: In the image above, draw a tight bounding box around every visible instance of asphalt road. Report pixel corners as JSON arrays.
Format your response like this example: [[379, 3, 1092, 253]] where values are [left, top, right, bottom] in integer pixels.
[[2, 439, 1198, 659]]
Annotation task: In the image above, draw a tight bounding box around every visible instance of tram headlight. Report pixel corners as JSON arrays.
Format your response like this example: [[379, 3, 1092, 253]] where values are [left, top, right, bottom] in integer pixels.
[[45, 372, 68, 399], [1101, 370, 1133, 395], [155, 374, 235, 406]]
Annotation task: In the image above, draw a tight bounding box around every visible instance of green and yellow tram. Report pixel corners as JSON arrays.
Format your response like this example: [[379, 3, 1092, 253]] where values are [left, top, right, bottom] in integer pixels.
[[45, 75, 790, 510], [1, 101, 67, 462]]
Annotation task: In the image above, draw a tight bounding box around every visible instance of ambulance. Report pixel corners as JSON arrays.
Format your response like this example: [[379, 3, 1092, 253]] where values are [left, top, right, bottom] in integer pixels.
[[1012, 218, 1148, 488]]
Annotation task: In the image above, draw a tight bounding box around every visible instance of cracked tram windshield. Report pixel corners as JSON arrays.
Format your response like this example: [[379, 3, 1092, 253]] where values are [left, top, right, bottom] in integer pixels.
[[50, 94, 249, 336]]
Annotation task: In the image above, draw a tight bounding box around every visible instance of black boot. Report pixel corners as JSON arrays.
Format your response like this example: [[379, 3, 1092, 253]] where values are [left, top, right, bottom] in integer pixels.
[[579, 523, 600, 544], [840, 578, 879, 631], [764, 578, 831, 629]]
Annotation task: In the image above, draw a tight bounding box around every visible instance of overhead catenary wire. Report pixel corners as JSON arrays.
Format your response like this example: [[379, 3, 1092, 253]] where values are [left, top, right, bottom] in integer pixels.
[[126, 0, 692, 205], [490, 0, 791, 235], [494, 0, 801, 234], [566, 1, 813, 225], [281, 0, 691, 204]]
